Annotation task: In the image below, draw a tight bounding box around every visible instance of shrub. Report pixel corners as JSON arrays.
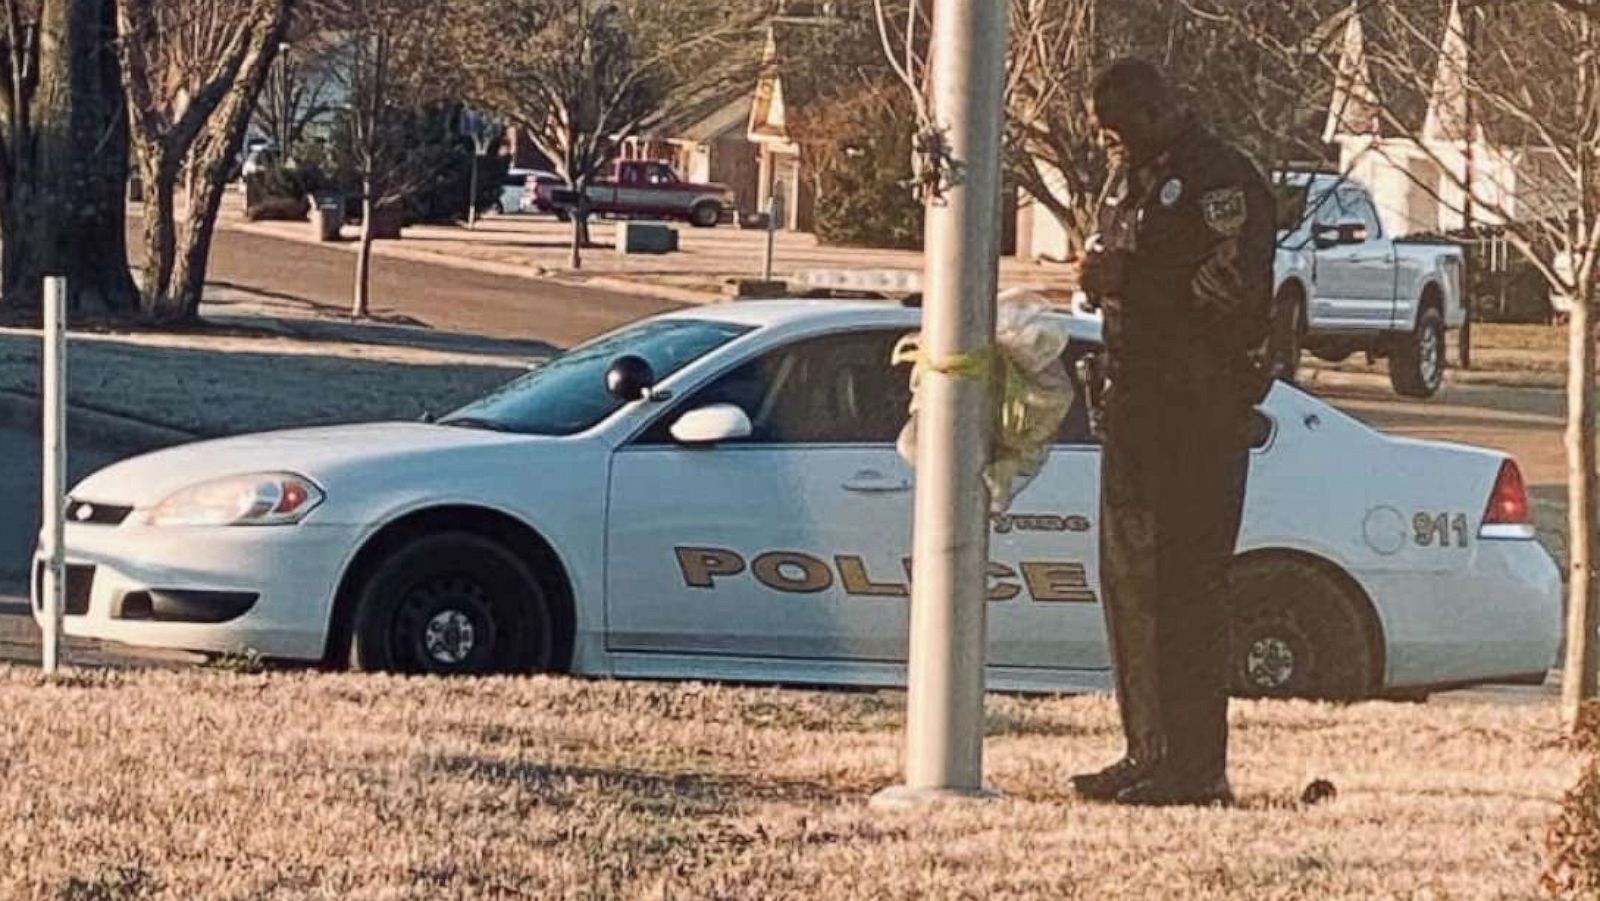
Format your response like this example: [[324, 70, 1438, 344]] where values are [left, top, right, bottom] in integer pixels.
[[810, 94, 924, 251], [1545, 703, 1600, 898]]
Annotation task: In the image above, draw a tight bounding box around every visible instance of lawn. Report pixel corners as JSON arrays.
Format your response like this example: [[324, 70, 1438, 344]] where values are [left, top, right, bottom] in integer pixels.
[[0, 666, 1579, 900]]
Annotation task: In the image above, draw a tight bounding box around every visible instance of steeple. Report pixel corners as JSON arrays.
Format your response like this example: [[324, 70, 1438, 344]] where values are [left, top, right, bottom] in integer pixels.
[[1423, 0, 1479, 143], [1324, 2, 1380, 143]]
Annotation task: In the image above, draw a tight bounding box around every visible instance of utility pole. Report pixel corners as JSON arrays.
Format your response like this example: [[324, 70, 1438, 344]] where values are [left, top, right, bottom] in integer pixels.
[[873, 0, 1008, 807]]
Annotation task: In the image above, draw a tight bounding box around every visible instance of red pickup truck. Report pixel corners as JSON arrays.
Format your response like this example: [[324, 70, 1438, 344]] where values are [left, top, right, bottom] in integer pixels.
[[545, 160, 735, 227]]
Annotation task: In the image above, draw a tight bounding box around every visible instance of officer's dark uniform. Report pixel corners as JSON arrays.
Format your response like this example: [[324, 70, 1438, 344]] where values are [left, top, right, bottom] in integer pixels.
[[1086, 117, 1274, 793]]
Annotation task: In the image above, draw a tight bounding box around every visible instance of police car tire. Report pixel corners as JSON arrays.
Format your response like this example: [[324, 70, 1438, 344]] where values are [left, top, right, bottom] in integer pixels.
[[690, 201, 720, 228], [348, 532, 554, 676], [1227, 556, 1378, 701], [1390, 307, 1445, 398]]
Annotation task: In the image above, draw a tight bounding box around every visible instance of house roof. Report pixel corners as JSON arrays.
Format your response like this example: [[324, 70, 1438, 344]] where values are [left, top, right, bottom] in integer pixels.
[[1325, 0, 1567, 151], [749, 14, 891, 144], [676, 95, 755, 144]]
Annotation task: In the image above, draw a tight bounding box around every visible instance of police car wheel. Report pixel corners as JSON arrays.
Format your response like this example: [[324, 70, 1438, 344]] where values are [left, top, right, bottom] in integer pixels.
[[349, 532, 554, 676], [1228, 556, 1378, 701]]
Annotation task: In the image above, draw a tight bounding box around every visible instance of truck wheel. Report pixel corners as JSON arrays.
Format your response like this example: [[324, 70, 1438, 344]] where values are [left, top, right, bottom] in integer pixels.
[[1389, 306, 1445, 398], [1228, 556, 1380, 701], [690, 201, 721, 228], [1270, 286, 1306, 383], [555, 209, 571, 223]]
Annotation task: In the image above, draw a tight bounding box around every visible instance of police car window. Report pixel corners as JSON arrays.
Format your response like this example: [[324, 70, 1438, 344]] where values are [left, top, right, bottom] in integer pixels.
[[639, 330, 912, 445], [1055, 339, 1098, 446], [442, 319, 751, 436]]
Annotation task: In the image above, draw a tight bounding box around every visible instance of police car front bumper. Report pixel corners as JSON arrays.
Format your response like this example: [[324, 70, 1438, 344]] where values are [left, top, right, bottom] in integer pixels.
[[31, 518, 356, 661]]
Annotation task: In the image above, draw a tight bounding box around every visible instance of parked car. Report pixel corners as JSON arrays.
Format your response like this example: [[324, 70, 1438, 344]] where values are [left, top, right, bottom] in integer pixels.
[[1273, 172, 1467, 397], [238, 141, 278, 180], [494, 168, 535, 214], [521, 170, 567, 217], [549, 160, 734, 227], [36, 299, 1558, 699]]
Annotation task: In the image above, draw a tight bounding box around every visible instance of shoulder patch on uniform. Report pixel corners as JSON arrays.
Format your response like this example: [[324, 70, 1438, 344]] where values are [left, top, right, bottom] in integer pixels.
[[1200, 187, 1247, 236], [1159, 178, 1183, 207]]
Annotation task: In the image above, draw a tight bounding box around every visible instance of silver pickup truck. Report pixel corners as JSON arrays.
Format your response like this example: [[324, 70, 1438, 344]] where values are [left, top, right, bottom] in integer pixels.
[[1273, 172, 1467, 398]]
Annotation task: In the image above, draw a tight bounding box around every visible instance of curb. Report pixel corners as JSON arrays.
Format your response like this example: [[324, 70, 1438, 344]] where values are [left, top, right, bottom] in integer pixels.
[[0, 390, 199, 455], [224, 220, 724, 306], [1299, 365, 1565, 393]]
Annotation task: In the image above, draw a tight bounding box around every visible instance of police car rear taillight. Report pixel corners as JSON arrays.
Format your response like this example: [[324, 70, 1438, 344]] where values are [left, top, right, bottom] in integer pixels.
[[1480, 459, 1534, 539]]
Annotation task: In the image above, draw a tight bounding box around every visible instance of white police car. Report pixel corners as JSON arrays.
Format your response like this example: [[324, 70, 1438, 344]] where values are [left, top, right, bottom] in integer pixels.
[[37, 299, 1560, 699]]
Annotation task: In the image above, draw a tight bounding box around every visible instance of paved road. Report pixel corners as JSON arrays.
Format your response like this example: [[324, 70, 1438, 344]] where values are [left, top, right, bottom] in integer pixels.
[[158, 224, 687, 348]]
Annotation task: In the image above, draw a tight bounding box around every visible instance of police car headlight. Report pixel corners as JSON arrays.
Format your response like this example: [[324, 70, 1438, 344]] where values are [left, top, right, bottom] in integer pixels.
[[145, 473, 324, 527]]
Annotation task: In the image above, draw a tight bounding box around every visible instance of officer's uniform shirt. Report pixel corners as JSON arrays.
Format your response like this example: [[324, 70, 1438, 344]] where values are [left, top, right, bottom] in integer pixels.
[[1096, 119, 1275, 423]]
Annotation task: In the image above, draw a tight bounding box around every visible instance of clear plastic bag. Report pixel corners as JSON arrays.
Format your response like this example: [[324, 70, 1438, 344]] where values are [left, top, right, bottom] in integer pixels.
[[893, 287, 1076, 513]]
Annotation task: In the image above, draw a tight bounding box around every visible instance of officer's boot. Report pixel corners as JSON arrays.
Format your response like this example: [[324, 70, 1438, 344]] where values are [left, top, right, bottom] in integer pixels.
[[1069, 755, 1159, 801], [1113, 769, 1233, 808]]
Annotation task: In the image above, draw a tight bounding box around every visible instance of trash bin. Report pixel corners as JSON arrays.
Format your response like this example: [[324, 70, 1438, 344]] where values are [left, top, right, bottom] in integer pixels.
[[313, 193, 343, 241]]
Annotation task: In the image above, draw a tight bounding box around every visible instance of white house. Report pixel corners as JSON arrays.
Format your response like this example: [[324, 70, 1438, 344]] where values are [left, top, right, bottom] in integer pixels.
[[1325, 0, 1567, 237]]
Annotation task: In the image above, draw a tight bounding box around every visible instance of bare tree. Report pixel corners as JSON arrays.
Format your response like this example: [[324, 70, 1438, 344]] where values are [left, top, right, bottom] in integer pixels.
[[1207, 0, 1599, 730], [252, 29, 339, 158], [116, 0, 294, 321], [315, 0, 453, 318], [450, 0, 767, 269], [872, 0, 1345, 259], [0, 0, 139, 315]]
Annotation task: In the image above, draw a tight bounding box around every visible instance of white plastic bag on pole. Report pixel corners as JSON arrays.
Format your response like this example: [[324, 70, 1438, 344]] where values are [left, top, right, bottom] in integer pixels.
[[893, 287, 1075, 513]]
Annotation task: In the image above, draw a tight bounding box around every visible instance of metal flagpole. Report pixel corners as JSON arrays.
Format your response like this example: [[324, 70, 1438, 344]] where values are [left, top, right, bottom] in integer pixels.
[[872, 0, 1009, 807], [41, 276, 67, 674]]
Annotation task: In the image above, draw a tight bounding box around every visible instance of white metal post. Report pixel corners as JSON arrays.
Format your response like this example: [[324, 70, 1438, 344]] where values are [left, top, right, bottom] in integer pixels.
[[873, 0, 1009, 807], [41, 276, 67, 675]]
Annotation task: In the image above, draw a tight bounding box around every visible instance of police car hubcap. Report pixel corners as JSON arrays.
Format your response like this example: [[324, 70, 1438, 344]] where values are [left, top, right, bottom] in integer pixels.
[[424, 610, 476, 664], [1246, 636, 1296, 689]]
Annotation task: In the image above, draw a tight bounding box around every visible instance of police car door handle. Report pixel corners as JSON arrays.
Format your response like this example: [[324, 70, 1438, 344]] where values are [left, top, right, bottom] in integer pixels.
[[842, 471, 913, 494]]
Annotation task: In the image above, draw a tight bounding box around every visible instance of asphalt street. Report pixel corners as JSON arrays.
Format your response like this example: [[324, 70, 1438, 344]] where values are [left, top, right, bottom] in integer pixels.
[[176, 226, 686, 347]]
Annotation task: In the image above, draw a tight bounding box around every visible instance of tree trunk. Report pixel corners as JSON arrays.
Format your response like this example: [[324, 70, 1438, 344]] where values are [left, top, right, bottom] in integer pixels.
[[568, 180, 590, 270], [134, 152, 179, 318], [167, 151, 235, 321], [12, 0, 138, 316], [353, 190, 374, 318], [1563, 276, 1599, 732]]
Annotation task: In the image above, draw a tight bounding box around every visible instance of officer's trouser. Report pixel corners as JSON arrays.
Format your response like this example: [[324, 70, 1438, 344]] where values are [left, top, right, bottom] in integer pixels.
[[1098, 400, 1250, 782]]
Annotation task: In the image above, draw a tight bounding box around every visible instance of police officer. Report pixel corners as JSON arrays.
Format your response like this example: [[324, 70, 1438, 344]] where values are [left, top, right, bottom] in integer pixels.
[[1070, 59, 1275, 806]]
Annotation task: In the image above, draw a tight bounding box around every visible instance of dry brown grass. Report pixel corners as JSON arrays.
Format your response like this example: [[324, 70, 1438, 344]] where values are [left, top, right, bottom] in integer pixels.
[[0, 666, 1579, 900]]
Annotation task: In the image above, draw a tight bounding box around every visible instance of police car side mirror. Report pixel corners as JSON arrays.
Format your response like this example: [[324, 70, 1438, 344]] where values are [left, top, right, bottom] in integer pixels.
[[670, 404, 752, 446], [605, 355, 655, 402]]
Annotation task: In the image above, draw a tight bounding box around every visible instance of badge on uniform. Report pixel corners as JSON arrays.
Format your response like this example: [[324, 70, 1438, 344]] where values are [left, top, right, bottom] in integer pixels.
[[1158, 178, 1183, 207], [1200, 187, 1247, 236]]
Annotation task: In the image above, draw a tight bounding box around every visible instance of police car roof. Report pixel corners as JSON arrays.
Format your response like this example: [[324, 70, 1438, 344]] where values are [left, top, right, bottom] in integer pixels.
[[659, 298, 1104, 344]]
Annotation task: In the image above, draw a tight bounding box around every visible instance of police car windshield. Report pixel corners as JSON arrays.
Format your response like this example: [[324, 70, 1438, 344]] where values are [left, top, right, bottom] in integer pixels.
[[442, 319, 753, 436]]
